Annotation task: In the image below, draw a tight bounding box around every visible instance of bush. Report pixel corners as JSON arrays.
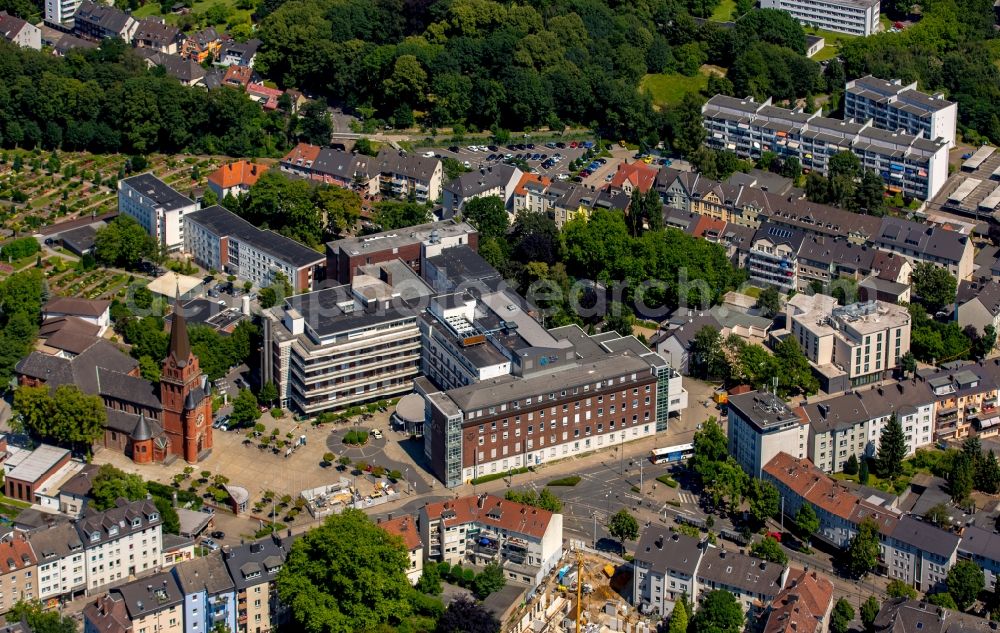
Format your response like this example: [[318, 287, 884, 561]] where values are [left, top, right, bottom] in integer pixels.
[[546, 476, 581, 487], [342, 430, 368, 445], [656, 475, 679, 487], [2, 237, 39, 260], [271, 408, 284, 418], [437, 561, 451, 577], [470, 467, 530, 485], [462, 568, 475, 584]]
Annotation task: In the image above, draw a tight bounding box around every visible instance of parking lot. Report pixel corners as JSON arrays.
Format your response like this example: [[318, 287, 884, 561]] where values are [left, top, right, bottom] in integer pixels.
[[427, 141, 595, 180]]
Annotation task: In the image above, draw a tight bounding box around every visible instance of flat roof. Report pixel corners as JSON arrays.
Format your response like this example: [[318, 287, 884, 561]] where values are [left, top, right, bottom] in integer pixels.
[[328, 220, 476, 257], [284, 286, 415, 338], [6, 444, 69, 484], [728, 391, 800, 430], [186, 206, 323, 268], [121, 173, 194, 212]]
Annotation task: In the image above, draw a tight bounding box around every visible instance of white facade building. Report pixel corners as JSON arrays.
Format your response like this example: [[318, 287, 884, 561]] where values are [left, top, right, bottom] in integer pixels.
[[759, 0, 879, 35], [118, 174, 197, 252], [727, 390, 807, 478], [845, 75, 958, 147], [77, 498, 163, 593], [31, 522, 87, 601]]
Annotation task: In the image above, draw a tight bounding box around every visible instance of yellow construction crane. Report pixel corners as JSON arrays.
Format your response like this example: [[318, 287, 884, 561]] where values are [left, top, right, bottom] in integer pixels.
[[575, 551, 584, 633]]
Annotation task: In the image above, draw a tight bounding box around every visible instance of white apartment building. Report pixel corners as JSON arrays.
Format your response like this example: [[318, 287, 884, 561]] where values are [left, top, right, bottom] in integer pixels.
[[727, 390, 807, 478], [184, 205, 324, 293], [441, 165, 521, 217], [419, 494, 563, 587], [702, 95, 950, 200], [760, 0, 879, 35], [30, 522, 87, 601], [118, 174, 197, 252], [845, 76, 957, 147], [77, 498, 163, 593], [804, 383, 935, 473], [43, 0, 78, 26], [633, 531, 703, 616], [376, 149, 443, 203], [786, 293, 911, 392], [261, 273, 427, 416], [0, 11, 41, 49]]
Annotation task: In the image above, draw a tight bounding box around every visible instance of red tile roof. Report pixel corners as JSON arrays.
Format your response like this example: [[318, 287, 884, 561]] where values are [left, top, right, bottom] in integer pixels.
[[222, 64, 253, 88], [207, 160, 269, 190], [281, 142, 321, 168], [422, 494, 555, 540], [764, 569, 834, 633], [763, 453, 862, 520], [380, 514, 421, 551], [0, 536, 36, 573], [609, 161, 658, 193], [691, 215, 727, 239], [514, 173, 552, 196]]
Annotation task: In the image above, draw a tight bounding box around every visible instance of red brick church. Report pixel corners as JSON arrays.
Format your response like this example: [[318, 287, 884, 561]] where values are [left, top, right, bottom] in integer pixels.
[[16, 296, 214, 465]]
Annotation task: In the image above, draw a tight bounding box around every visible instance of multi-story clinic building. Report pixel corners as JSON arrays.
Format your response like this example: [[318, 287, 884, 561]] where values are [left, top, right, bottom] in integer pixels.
[[759, 0, 879, 35], [702, 95, 950, 200], [118, 174, 197, 252], [845, 76, 957, 147], [727, 390, 807, 478], [422, 327, 685, 488]]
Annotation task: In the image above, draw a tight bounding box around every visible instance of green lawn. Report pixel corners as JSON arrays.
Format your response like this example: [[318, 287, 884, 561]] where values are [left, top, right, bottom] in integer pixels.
[[711, 0, 736, 21], [640, 73, 710, 108], [804, 26, 859, 61], [132, 0, 252, 28]]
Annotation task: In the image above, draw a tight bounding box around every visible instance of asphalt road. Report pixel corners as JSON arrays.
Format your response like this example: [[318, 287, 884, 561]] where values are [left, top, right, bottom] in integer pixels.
[[429, 143, 591, 180]]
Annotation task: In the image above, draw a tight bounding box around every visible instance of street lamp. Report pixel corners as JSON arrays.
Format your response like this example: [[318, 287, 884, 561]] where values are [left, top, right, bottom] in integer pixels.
[[404, 467, 410, 495]]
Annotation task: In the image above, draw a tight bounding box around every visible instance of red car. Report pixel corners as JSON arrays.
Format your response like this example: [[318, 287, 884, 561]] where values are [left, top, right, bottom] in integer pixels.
[[570, 141, 578, 148], [768, 531, 782, 542]]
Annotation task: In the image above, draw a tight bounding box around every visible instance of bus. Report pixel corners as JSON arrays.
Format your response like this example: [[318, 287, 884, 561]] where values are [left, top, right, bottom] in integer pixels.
[[649, 442, 694, 464]]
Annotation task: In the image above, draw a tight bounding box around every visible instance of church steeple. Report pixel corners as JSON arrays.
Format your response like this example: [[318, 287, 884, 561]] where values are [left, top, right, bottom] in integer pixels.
[[168, 284, 191, 367]]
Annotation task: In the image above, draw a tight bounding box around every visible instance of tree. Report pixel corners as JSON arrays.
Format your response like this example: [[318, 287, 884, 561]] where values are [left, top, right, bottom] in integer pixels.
[[886, 579, 919, 599], [689, 590, 744, 633], [950, 453, 974, 502], [859, 458, 870, 485], [505, 488, 563, 513], [924, 502, 952, 526], [462, 196, 508, 241], [690, 417, 728, 486], [977, 450, 1000, 494], [90, 464, 148, 510], [230, 388, 261, 427], [689, 326, 730, 381], [8, 601, 77, 633], [153, 496, 181, 535], [773, 337, 818, 395], [750, 536, 788, 564], [373, 201, 432, 230], [794, 503, 820, 540], [277, 509, 414, 632], [947, 560, 984, 610], [473, 562, 505, 598], [315, 186, 361, 236], [912, 262, 957, 314], [668, 597, 689, 633], [845, 517, 881, 577], [927, 593, 958, 609], [14, 384, 107, 453], [607, 509, 639, 554], [258, 381, 278, 406], [844, 454, 859, 475], [900, 351, 917, 378], [861, 595, 880, 631], [436, 596, 500, 633], [854, 169, 886, 215], [708, 458, 748, 513], [605, 302, 636, 338], [757, 286, 781, 318], [416, 564, 442, 595], [747, 479, 780, 526], [830, 598, 855, 633], [876, 413, 907, 480], [297, 100, 332, 145], [94, 215, 158, 269]]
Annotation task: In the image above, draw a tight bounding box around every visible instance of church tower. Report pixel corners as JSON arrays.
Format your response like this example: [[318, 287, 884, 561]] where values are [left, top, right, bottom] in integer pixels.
[[160, 291, 213, 463]]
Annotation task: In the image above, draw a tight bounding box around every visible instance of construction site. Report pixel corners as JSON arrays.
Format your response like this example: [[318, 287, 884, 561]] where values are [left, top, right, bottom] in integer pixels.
[[499, 542, 656, 633]]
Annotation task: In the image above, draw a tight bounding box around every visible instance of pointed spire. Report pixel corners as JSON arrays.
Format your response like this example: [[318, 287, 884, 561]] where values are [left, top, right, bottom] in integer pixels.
[[169, 279, 191, 367]]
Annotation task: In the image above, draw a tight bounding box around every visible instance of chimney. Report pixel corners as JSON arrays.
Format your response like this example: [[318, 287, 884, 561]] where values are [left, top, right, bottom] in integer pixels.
[[477, 493, 487, 509], [877, 386, 884, 396], [818, 404, 829, 419]]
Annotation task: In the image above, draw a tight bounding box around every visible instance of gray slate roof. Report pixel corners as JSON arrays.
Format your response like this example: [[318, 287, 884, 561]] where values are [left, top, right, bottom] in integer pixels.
[[634, 530, 702, 577], [172, 551, 235, 596], [221, 535, 292, 590], [77, 498, 162, 548]]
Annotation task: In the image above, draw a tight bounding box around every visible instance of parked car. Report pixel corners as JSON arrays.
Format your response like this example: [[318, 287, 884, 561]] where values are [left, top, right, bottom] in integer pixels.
[[211, 530, 226, 540], [201, 538, 220, 551], [370, 429, 383, 439], [448, 146, 460, 153]]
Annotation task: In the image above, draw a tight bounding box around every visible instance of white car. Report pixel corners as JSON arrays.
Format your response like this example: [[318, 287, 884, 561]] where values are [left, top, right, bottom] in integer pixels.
[[370, 429, 383, 439], [467, 146, 478, 152], [422, 151, 435, 158]]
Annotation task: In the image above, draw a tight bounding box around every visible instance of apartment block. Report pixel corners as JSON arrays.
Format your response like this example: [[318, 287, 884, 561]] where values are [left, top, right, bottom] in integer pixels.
[[918, 361, 1000, 442], [73, 0, 136, 41], [325, 219, 478, 285], [172, 553, 237, 633], [0, 535, 37, 613], [727, 390, 807, 478], [747, 223, 805, 293], [261, 270, 428, 416], [0, 11, 40, 49], [697, 546, 788, 616], [804, 383, 935, 473], [78, 498, 162, 592], [30, 521, 86, 602], [759, 0, 879, 35], [845, 76, 957, 147], [958, 525, 1000, 590], [118, 173, 197, 251], [376, 149, 443, 203], [786, 293, 911, 392], [423, 326, 684, 487], [379, 515, 423, 585], [184, 205, 325, 293], [763, 570, 834, 633], [632, 530, 703, 616], [220, 535, 293, 633], [883, 515, 958, 591], [702, 95, 949, 200], [84, 571, 184, 633], [442, 164, 522, 217], [418, 493, 563, 587], [43, 0, 79, 27], [872, 216, 974, 281]]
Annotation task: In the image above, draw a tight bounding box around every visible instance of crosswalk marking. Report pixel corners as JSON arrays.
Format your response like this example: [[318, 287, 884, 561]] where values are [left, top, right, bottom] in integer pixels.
[[677, 492, 697, 505]]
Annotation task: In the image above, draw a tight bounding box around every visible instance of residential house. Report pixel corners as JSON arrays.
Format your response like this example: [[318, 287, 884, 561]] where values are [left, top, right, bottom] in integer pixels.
[[180, 27, 220, 63], [375, 149, 443, 203], [608, 161, 658, 196], [30, 521, 86, 603], [650, 307, 772, 374], [695, 546, 788, 616], [246, 82, 283, 110], [511, 173, 552, 213], [58, 464, 96, 518], [132, 18, 181, 54], [78, 498, 163, 592], [956, 278, 1000, 338], [85, 571, 184, 633], [918, 361, 1000, 441], [958, 525, 1000, 591], [746, 222, 805, 293], [872, 216, 974, 281], [0, 535, 38, 613], [172, 552, 237, 633], [632, 530, 703, 616], [83, 592, 131, 633], [278, 142, 321, 179], [118, 173, 197, 251], [860, 251, 912, 303], [0, 11, 40, 49], [804, 383, 935, 473], [883, 515, 958, 591], [763, 570, 834, 633], [418, 494, 563, 587], [551, 184, 630, 229], [308, 147, 378, 194], [73, 0, 137, 41], [44, 0, 79, 28], [441, 164, 522, 218], [206, 160, 269, 200], [872, 598, 995, 633], [785, 293, 912, 393], [727, 390, 807, 478], [184, 205, 325, 293], [43, 297, 111, 334], [222, 64, 254, 89], [217, 38, 259, 68], [220, 534, 293, 633], [379, 515, 423, 585], [795, 236, 876, 294]]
